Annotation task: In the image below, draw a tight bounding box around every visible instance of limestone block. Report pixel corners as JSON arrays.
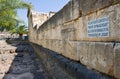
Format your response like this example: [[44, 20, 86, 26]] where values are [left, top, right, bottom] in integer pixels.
[[47, 29, 52, 40], [77, 42, 90, 65], [78, 0, 120, 15], [50, 40, 55, 51], [44, 40, 47, 48], [56, 40, 63, 54], [42, 40, 47, 48], [47, 40, 52, 50], [45, 30, 50, 40], [61, 22, 76, 41], [61, 41, 79, 61], [74, 18, 86, 41], [46, 40, 50, 49], [61, 27, 76, 41], [51, 26, 61, 40], [45, 40, 49, 48], [72, 0, 81, 19], [114, 43, 120, 79], [43, 30, 47, 40], [38, 32, 42, 40], [51, 40, 62, 54], [77, 42, 114, 76], [45, 40, 48, 48], [51, 27, 57, 39], [62, 1, 73, 23], [54, 11, 63, 25]]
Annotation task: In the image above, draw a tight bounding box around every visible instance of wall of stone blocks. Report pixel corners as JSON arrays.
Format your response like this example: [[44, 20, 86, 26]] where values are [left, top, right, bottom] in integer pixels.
[[31, 43, 112, 79], [28, 0, 120, 78]]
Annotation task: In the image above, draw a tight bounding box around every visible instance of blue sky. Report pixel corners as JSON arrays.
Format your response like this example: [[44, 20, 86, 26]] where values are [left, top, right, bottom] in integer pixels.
[[17, 0, 69, 26]]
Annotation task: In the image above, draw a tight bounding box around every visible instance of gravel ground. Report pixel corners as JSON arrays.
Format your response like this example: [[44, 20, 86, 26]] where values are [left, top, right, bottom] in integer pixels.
[[0, 40, 49, 79]]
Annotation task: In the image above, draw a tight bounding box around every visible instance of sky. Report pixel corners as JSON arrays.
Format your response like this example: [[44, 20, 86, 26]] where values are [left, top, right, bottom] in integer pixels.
[[17, 0, 70, 26]]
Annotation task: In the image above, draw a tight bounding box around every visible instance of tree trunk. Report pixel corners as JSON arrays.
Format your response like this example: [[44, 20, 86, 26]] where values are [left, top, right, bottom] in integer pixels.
[[19, 34, 23, 40]]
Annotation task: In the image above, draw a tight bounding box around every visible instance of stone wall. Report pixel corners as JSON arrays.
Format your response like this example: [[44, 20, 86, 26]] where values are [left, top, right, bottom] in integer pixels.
[[0, 32, 20, 40], [29, 10, 55, 29], [31, 43, 112, 79], [28, 0, 120, 78]]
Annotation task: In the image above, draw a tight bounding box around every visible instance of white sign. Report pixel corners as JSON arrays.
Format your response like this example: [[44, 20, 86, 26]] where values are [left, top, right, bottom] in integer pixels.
[[87, 17, 109, 37]]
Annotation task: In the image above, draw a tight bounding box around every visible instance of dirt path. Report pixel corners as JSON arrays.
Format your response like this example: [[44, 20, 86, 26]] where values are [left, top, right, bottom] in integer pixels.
[[0, 40, 49, 79]]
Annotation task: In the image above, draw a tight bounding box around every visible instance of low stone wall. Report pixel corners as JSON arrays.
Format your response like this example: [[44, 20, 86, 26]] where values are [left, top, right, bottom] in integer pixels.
[[28, 0, 120, 78], [31, 43, 113, 79]]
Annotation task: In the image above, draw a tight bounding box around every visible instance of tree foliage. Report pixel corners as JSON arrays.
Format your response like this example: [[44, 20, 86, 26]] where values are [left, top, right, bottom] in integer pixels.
[[10, 24, 28, 40], [0, 0, 32, 31], [10, 25, 28, 35]]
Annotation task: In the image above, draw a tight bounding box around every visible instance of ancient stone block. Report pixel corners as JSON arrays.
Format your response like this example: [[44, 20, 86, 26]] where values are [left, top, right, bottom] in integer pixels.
[[77, 42, 114, 76], [61, 41, 79, 61], [50, 40, 62, 54], [78, 0, 120, 15], [114, 43, 120, 79]]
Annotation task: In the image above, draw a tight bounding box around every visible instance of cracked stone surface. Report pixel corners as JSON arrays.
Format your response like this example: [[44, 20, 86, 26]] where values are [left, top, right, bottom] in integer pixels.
[[0, 40, 49, 79]]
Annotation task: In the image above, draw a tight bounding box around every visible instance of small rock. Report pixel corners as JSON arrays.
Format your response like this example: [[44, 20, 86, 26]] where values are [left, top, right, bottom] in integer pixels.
[[0, 69, 5, 74], [1, 57, 7, 62], [0, 50, 3, 54], [9, 50, 15, 54], [17, 72, 34, 79], [37, 69, 44, 73], [16, 54, 24, 57]]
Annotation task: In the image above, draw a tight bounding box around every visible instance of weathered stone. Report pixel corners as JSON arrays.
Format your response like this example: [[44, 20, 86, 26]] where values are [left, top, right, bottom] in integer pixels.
[[31, 43, 112, 79], [28, 0, 120, 78], [114, 43, 120, 78], [0, 69, 5, 74], [9, 50, 16, 53], [77, 42, 114, 75], [61, 41, 79, 61]]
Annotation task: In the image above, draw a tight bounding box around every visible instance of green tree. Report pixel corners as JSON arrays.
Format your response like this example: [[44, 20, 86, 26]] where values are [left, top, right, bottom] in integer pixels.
[[0, 0, 32, 31], [10, 25, 28, 40]]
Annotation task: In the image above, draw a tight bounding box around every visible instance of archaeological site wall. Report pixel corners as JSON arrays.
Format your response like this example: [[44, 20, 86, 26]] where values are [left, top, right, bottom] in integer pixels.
[[28, 0, 120, 79]]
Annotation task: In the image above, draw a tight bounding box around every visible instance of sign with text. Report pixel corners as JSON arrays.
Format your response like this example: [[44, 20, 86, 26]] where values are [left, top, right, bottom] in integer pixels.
[[87, 17, 109, 37]]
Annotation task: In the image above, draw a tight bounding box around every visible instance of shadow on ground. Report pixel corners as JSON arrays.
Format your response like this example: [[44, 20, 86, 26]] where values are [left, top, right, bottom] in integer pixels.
[[0, 40, 49, 79]]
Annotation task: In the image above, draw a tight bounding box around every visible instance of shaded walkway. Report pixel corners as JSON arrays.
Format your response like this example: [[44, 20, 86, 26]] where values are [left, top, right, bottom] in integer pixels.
[[0, 40, 49, 79]]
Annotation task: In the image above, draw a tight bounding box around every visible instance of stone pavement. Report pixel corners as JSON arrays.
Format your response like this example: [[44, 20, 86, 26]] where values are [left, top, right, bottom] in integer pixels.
[[0, 40, 49, 79]]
